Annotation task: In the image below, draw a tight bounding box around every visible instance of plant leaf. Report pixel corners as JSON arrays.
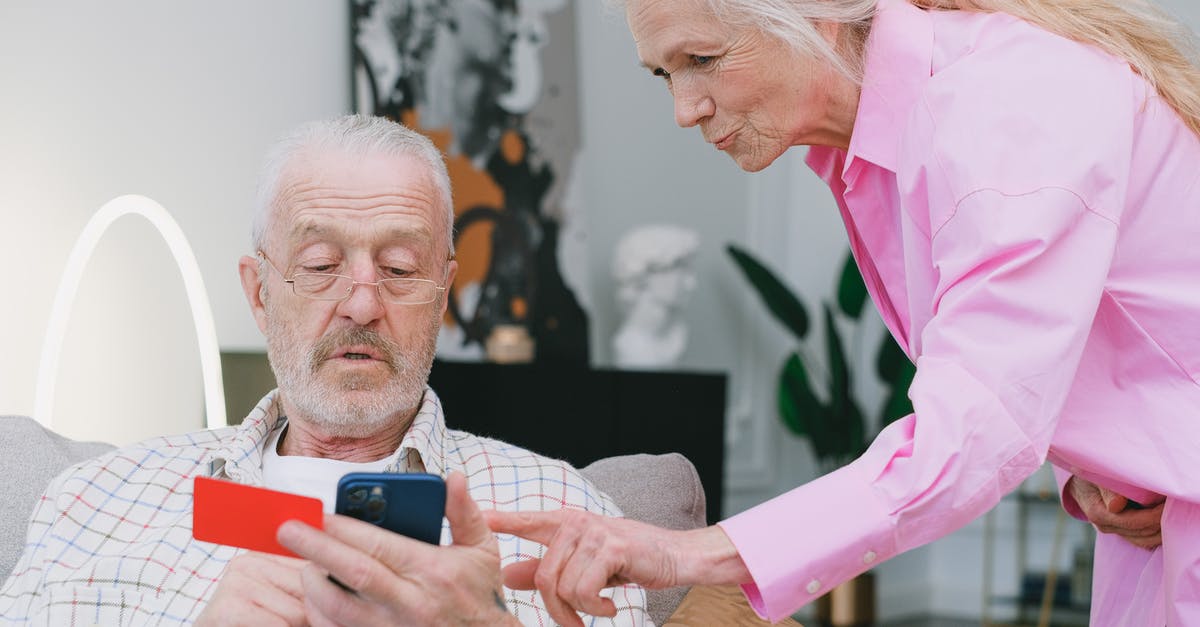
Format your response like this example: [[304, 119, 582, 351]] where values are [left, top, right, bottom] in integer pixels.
[[836, 252, 868, 319], [778, 353, 835, 460], [726, 244, 809, 339], [879, 360, 917, 428], [846, 397, 869, 460], [821, 304, 866, 460], [823, 304, 852, 416], [875, 332, 910, 382]]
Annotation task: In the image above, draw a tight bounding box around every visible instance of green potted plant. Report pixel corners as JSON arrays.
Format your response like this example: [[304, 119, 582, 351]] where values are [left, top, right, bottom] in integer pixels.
[[726, 244, 917, 626]]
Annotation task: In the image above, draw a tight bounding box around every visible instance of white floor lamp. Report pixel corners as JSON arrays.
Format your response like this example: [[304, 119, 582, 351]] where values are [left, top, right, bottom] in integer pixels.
[[33, 194, 227, 431]]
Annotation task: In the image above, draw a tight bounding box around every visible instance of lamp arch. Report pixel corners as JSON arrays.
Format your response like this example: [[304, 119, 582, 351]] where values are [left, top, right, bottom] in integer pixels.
[[33, 194, 226, 430]]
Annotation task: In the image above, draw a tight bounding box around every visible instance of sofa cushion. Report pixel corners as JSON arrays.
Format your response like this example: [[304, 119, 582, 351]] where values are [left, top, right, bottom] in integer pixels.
[[0, 416, 116, 580], [580, 452, 707, 531], [581, 452, 707, 625]]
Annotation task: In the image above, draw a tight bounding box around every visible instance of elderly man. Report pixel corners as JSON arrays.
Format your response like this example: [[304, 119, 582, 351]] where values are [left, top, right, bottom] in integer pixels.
[[0, 115, 649, 626]]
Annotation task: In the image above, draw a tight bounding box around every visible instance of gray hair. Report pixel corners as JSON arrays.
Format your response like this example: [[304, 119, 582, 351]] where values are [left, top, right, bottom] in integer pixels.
[[612, 0, 877, 81], [251, 114, 455, 254], [699, 0, 876, 79]]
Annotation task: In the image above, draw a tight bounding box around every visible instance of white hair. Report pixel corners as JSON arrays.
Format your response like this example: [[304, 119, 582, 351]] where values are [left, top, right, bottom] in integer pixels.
[[251, 114, 455, 253], [613, 0, 876, 80], [699, 0, 876, 79]]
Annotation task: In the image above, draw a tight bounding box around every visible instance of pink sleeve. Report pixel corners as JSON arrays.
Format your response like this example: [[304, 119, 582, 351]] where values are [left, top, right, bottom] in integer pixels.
[[1053, 465, 1087, 521], [719, 188, 1119, 621]]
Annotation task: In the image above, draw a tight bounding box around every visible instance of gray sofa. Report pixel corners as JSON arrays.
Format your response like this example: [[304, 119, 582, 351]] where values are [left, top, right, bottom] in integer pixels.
[[0, 415, 706, 624]]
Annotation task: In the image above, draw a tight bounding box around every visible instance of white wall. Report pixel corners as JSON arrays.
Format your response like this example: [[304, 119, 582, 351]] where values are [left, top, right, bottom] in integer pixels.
[[0, 2, 764, 442], [0, 1, 350, 442], [572, 4, 751, 372]]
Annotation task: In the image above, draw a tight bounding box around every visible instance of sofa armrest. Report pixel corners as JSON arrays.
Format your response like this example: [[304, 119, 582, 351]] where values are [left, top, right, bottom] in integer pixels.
[[663, 585, 803, 626], [580, 453, 707, 625], [0, 416, 116, 580]]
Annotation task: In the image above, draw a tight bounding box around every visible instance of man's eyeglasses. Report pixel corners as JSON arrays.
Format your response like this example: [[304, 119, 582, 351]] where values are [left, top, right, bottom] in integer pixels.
[[257, 251, 446, 305]]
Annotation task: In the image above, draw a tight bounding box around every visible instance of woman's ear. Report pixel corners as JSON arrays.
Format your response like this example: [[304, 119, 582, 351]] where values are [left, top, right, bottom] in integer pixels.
[[816, 19, 841, 47]]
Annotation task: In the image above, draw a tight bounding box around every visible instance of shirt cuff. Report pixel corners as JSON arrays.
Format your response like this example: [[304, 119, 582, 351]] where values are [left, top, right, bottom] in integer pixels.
[[717, 463, 895, 622], [1052, 465, 1086, 521]]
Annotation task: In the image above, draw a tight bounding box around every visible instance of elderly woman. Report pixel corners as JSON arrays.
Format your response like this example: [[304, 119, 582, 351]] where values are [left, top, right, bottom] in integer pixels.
[[488, 0, 1200, 624]]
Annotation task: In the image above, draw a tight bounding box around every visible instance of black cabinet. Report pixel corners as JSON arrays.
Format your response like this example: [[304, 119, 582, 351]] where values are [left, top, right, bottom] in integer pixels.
[[429, 360, 727, 523]]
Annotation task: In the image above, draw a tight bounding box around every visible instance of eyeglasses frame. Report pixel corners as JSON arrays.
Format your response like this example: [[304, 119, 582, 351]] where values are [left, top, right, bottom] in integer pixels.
[[256, 250, 449, 306]]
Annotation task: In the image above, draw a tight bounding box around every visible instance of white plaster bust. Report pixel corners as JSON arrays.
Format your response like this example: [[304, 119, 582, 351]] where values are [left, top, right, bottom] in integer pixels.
[[611, 224, 700, 370]]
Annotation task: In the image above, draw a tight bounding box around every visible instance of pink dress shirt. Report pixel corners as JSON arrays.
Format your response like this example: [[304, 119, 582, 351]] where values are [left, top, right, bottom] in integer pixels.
[[718, 1, 1200, 624]]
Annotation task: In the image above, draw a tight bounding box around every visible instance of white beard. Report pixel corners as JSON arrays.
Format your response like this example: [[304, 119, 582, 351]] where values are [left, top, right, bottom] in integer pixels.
[[265, 310, 441, 437]]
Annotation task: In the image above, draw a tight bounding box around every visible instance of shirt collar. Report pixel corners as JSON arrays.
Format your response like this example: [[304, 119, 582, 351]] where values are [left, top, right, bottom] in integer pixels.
[[386, 387, 449, 477], [210, 390, 286, 483], [211, 387, 450, 481], [807, 0, 934, 178]]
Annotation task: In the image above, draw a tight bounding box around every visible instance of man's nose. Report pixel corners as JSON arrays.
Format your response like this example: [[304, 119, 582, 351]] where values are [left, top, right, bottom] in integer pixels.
[[336, 278, 386, 326]]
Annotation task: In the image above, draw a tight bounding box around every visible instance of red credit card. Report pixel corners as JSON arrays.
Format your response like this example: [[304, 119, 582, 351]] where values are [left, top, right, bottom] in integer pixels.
[[193, 476, 323, 557]]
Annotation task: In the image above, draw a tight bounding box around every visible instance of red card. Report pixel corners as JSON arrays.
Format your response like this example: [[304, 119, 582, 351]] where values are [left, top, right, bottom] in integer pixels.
[[193, 476, 323, 557]]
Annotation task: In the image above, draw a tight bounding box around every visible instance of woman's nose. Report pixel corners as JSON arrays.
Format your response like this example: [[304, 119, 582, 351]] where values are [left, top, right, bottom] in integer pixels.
[[673, 80, 715, 128]]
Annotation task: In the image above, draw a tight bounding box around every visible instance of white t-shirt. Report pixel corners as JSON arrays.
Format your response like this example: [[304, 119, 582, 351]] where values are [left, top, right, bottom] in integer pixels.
[[261, 426, 391, 513]]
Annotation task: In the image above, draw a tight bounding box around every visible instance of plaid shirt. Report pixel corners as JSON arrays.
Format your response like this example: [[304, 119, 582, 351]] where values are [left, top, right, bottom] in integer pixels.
[[0, 389, 651, 626]]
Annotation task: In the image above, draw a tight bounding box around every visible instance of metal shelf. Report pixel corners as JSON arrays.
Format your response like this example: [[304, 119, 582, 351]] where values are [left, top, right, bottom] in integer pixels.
[[981, 479, 1093, 627]]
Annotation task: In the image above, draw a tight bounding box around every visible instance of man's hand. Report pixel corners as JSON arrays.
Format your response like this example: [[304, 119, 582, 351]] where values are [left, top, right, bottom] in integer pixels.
[[1067, 476, 1164, 550], [195, 552, 308, 626], [277, 472, 519, 627], [485, 509, 749, 627]]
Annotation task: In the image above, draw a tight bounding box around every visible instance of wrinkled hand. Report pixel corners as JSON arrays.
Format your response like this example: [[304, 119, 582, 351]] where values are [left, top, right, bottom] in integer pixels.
[[196, 552, 308, 626], [1067, 476, 1163, 550], [277, 472, 518, 627], [485, 509, 749, 627]]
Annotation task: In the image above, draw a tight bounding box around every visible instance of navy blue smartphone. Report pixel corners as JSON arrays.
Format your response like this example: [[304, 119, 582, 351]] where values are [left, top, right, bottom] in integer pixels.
[[334, 472, 446, 545]]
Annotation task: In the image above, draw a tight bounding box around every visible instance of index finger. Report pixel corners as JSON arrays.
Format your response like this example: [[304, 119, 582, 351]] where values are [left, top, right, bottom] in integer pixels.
[[277, 516, 432, 601], [325, 513, 439, 570], [484, 509, 566, 543]]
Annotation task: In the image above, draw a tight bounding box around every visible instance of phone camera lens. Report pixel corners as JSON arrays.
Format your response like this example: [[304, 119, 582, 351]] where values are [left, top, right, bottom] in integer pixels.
[[348, 487, 367, 504], [366, 495, 386, 523]]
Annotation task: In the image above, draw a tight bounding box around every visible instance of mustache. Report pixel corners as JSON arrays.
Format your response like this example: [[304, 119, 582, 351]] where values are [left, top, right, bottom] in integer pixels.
[[309, 327, 402, 373]]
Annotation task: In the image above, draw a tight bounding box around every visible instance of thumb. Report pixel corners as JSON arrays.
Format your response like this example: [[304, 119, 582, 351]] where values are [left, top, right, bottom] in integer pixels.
[[1098, 487, 1128, 514], [501, 558, 542, 590], [444, 471, 493, 548]]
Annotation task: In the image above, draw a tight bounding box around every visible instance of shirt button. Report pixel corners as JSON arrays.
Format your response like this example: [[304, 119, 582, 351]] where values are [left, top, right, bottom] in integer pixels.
[[863, 551, 877, 564], [806, 579, 821, 595]]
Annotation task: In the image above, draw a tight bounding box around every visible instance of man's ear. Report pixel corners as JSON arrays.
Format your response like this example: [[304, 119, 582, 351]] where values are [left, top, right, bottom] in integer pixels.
[[238, 255, 270, 334], [439, 259, 459, 317]]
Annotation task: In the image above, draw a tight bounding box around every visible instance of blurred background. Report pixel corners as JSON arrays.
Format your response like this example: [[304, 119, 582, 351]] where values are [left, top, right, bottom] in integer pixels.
[[2, 2, 1196, 624]]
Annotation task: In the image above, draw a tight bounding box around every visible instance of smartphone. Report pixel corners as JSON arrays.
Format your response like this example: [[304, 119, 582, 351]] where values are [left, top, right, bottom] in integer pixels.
[[334, 472, 446, 545]]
